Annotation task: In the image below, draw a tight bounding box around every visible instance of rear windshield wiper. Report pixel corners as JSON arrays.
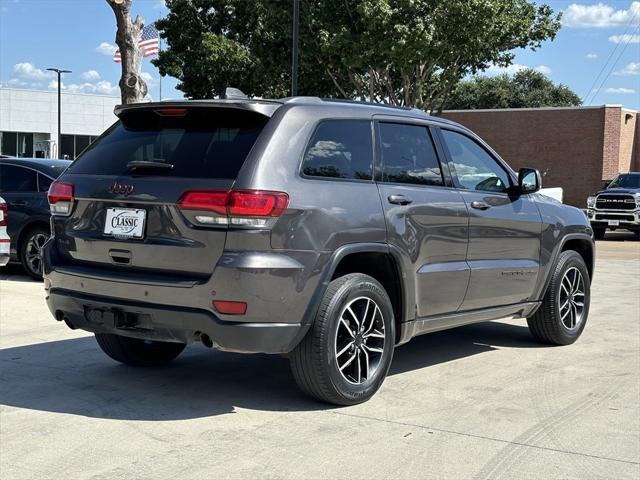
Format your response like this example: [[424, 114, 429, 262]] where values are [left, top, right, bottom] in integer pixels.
[[126, 160, 174, 171]]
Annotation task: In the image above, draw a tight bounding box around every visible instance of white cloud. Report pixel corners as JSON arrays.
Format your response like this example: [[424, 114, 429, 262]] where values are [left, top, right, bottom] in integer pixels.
[[563, 1, 640, 28], [140, 71, 157, 86], [605, 87, 636, 94], [13, 62, 49, 80], [96, 42, 117, 56], [81, 70, 101, 81], [485, 63, 551, 76], [609, 34, 640, 44], [614, 62, 640, 75], [585, 53, 598, 59], [47, 79, 119, 96]]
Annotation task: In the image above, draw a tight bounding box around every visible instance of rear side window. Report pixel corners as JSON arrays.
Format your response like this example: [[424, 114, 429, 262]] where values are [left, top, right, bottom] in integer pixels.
[[0, 165, 37, 192], [66, 108, 268, 178], [378, 123, 444, 186], [302, 120, 373, 180]]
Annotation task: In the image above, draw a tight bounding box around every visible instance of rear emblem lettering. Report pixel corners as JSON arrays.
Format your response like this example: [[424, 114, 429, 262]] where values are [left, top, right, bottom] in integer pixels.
[[109, 181, 134, 195]]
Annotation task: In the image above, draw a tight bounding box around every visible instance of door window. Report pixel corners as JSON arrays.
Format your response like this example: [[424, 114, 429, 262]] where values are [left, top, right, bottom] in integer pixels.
[[378, 123, 444, 186], [0, 165, 38, 192], [301, 120, 373, 180], [441, 130, 511, 193]]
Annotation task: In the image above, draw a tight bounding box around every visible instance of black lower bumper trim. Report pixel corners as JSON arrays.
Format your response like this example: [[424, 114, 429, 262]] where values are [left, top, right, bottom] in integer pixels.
[[46, 289, 308, 354]]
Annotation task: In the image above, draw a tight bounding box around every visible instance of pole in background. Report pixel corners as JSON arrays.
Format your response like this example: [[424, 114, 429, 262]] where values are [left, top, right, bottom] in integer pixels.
[[159, 36, 163, 101], [46, 68, 72, 159], [291, 0, 300, 96]]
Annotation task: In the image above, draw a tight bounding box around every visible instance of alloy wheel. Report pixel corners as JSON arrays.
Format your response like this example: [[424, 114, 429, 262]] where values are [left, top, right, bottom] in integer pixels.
[[559, 266, 585, 330], [24, 232, 48, 277], [334, 296, 386, 385]]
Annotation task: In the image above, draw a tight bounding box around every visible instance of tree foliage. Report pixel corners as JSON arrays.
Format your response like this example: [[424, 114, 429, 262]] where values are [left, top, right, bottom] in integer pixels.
[[443, 69, 582, 109], [154, 0, 561, 111]]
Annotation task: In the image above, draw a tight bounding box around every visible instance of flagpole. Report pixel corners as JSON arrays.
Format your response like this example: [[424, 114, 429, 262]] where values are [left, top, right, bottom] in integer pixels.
[[159, 36, 163, 101]]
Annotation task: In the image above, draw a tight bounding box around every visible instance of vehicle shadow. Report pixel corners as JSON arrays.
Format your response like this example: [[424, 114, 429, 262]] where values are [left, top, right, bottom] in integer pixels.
[[0, 321, 543, 420], [0, 264, 37, 283]]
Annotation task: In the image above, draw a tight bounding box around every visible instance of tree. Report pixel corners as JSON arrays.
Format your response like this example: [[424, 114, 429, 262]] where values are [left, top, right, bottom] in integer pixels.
[[443, 69, 582, 109], [106, 0, 148, 104], [154, 1, 561, 112]]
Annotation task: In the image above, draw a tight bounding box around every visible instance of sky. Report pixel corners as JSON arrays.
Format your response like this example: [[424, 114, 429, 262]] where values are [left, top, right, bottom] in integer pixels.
[[0, 0, 639, 109]]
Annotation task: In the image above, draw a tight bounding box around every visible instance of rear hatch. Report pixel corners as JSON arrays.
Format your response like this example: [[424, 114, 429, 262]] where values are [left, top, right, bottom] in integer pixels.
[[50, 105, 270, 280]]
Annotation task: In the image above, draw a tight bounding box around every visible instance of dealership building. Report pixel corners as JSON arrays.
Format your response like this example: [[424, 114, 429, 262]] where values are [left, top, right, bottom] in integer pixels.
[[0, 87, 119, 159]]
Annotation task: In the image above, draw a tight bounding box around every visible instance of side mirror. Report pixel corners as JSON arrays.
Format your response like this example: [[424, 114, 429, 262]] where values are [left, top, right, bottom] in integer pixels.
[[518, 168, 541, 194]]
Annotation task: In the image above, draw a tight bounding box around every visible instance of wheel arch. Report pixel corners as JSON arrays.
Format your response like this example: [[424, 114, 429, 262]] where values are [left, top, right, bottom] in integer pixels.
[[303, 243, 413, 344]]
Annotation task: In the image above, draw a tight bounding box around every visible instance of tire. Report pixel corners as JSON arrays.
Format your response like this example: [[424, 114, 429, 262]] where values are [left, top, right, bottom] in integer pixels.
[[290, 273, 395, 405], [20, 226, 49, 280], [527, 250, 590, 346], [592, 227, 606, 240], [95, 333, 186, 367]]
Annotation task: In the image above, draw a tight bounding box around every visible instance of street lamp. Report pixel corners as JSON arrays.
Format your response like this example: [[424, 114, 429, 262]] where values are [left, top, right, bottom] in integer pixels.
[[291, 0, 299, 96], [46, 68, 72, 159]]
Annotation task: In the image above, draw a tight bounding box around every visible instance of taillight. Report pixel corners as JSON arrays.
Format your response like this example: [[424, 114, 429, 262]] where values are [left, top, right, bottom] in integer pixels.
[[212, 300, 247, 315], [48, 182, 74, 216], [178, 190, 289, 227], [0, 202, 7, 227]]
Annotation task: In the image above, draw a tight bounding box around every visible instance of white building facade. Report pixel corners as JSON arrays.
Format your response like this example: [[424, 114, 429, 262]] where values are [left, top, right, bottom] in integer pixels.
[[0, 87, 119, 159]]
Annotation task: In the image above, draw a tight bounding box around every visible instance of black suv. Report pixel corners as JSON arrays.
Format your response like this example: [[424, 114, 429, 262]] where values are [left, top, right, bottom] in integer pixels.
[[43, 98, 594, 405], [0, 157, 71, 279], [586, 172, 640, 239]]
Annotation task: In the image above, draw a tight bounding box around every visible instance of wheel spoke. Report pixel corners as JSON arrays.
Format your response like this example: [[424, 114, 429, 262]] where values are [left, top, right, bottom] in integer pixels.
[[365, 329, 385, 340], [336, 341, 354, 357], [561, 305, 572, 321], [346, 306, 360, 329], [560, 299, 571, 312], [363, 344, 384, 354], [340, 318, 355, 338], [356, 350, 362, 383], [339, 352, 357, 371], [362, 347, 369, 380], [361, 298, 371, 333]]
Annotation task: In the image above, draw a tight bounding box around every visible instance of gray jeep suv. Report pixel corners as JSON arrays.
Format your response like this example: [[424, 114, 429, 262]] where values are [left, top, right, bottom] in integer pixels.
[[43, 97, 594, 405]]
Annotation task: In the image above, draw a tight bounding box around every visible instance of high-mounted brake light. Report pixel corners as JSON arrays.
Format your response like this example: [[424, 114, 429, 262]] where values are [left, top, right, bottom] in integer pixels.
[[48, 182, 74, 216], [178, 190, 289, 227], [154, 108, 187, 116]]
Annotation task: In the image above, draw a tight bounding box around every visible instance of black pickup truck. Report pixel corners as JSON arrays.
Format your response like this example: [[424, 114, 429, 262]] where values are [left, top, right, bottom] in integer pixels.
[[586, 172, 640, 239]]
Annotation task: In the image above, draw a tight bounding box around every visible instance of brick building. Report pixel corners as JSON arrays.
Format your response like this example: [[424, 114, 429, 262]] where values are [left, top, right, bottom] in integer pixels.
[[442, 105, 639, 207]]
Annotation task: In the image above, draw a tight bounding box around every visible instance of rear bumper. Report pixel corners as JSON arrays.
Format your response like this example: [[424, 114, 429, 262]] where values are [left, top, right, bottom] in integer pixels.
[[46, 288, 309, 354]]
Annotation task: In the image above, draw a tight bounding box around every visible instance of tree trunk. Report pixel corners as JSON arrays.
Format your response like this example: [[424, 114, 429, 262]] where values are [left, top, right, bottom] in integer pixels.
[[106, 0, 148, 104]]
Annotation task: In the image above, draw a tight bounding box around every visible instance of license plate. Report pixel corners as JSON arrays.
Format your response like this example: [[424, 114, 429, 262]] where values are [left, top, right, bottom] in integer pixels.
[[104, 208, 146, 239], [608, 219, 620, 226]]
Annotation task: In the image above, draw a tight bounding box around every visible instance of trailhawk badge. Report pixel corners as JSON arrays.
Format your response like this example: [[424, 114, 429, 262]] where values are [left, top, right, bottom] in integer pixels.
[[104, 208, 146, 239]]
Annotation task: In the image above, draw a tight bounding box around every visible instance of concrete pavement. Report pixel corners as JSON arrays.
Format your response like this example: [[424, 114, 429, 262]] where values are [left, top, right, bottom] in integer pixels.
[[1, 234, 638, 479]]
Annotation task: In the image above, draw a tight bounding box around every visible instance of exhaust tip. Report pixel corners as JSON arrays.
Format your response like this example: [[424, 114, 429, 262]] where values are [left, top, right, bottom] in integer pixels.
[[200, 333, 213, 348], [55, 310, 64, 321]]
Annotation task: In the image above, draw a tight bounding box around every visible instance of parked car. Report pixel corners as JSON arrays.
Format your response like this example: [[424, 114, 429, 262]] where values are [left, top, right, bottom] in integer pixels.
[[586, 172, 640, 240], [43, 97, 594, 405], [0, 196, 9, 266], [0, 157, 71, 279]]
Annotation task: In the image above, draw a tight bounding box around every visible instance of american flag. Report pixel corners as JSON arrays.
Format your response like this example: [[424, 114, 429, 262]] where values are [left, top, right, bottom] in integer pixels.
[[113, 23, 160, 63]]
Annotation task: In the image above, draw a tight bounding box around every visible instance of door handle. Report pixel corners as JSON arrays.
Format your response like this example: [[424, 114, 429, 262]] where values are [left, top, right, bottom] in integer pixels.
[[470, 200, 491, 210], [388, 194, 413, 205], [10, 201, 27, 207]]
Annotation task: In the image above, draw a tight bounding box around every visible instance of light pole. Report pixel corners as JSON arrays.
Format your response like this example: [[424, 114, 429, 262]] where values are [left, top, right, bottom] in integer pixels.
[[291, 0, 299, 96], [46, 68, 72, 159]]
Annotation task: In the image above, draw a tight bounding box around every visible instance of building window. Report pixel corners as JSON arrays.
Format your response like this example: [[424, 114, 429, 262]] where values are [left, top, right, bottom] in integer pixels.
[[17, 132, 34, 157], [60, 134, 75, 159], [1, 131, 18, 156]]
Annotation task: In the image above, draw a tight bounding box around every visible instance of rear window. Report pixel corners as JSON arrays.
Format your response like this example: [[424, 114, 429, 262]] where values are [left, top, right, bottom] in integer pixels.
[[67, 108, 268, 178], [301, 120, 373, 180]]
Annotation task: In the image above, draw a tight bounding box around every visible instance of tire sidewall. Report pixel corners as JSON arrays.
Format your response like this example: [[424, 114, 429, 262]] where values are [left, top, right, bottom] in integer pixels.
[[320, 276, 395, 404], [552, 252, 591, 342], [20, 227, 49, 280]]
